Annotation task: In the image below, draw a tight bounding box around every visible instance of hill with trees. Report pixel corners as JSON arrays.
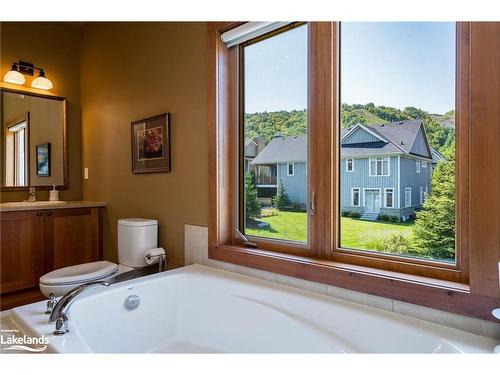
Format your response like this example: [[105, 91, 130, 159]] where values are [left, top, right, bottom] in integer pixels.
[[245, 103, 455, 152]]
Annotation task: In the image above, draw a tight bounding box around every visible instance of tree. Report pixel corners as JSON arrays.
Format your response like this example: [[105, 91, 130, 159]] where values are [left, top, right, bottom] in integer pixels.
[[272, 180, 290, 210], [245, 171, 261, 219], [412, 145, 456, 260]]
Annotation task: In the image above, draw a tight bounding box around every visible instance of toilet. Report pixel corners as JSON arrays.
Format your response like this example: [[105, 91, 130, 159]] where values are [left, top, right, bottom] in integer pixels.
[[39, 218, 158, 297]]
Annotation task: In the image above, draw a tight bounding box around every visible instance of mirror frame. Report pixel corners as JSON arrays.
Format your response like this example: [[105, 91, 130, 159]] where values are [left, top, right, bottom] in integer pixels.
[[0, 87, 68, 191]]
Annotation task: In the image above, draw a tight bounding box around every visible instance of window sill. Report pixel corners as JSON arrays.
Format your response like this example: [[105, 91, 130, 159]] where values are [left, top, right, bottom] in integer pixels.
[[209, 244, 498, 321]]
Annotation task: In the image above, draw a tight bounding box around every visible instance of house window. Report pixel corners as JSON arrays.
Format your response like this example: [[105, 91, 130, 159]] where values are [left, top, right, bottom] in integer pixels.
[[240, 23, 308, 244], [422, 161, 427, 168], [346, 158, 354, 172], [416, 160, 421, 173], [405, 188, 412, 208], [369, 157, 389, 176], [385, 188, 394, 208], [352, 188, 360, 206]]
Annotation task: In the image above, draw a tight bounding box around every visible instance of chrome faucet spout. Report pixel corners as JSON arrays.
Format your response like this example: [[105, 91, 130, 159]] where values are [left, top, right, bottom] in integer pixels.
[[49, 281, 110, 334]]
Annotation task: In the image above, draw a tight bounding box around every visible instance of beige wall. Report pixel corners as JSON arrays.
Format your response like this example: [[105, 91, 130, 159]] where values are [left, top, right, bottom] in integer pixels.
[[0, 22, 82, 201], [80, 23, 208, 268]]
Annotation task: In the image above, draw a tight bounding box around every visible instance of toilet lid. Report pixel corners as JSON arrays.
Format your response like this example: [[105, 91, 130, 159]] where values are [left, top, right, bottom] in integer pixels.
[[39, 261, 118, 285]]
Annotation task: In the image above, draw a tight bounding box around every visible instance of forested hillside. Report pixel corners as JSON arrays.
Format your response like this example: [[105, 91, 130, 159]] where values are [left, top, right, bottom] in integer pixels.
[[245, 104, 455, 152]]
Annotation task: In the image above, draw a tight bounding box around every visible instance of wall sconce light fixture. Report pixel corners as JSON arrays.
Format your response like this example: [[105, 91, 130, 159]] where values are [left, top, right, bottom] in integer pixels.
[[3, 61, 53, 90]]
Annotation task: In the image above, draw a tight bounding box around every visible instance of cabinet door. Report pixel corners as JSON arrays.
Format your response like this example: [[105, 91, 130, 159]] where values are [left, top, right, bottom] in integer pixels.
[[44, 207, 102, 270], [0, 210, 45, 294]]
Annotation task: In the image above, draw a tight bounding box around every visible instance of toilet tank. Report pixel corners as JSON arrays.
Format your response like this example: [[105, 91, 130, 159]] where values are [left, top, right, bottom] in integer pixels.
[[118, 218, 158, 268]]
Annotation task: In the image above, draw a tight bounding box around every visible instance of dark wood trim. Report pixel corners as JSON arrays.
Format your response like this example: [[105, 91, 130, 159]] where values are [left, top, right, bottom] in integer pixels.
[[1, 87, 69, 191], [210, 244, 498, 321]]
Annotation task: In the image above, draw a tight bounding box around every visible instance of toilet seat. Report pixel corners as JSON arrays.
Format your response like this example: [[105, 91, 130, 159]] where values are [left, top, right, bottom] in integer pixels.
[[40, 261, 118, 286]]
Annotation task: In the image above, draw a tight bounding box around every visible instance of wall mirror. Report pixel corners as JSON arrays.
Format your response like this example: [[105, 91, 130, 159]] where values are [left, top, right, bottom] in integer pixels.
[[0, 88, 67, 191]]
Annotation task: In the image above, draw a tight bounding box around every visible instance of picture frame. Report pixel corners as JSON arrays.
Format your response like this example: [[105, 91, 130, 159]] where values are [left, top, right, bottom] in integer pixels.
[[36, 143, 51, 177], [131, 113, 171, 174]]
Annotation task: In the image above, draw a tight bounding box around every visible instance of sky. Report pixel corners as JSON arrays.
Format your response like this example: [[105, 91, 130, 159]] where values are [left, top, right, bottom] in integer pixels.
[[244, 22, 456, 115]]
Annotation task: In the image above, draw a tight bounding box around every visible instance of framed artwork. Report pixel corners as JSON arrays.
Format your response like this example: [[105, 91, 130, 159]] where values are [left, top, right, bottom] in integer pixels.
[[36, 143, 51, 177], [131, 113, 171, 173]]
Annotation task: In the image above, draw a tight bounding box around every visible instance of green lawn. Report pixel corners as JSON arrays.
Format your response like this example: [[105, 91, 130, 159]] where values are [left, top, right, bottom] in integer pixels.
[[246, 211, 413, 248]]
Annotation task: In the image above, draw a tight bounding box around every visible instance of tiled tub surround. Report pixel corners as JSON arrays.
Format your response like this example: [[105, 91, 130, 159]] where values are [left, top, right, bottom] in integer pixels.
[[184, 224, 500, 340]]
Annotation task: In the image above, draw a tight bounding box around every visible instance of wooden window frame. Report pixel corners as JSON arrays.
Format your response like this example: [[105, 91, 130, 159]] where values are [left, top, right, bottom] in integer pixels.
[[208, 22, 500, 321]]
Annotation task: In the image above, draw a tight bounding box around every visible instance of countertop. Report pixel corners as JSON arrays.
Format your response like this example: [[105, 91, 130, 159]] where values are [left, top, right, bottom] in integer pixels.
[[0, 200, 107, 212]]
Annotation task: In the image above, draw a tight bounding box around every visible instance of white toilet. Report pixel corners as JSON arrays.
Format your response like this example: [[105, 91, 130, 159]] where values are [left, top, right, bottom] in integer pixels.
[[39, 218, 158, 297]]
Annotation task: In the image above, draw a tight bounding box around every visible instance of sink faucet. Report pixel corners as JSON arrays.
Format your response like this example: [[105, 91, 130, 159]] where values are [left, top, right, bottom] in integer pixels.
[[27, 186, 36, 202], [49, 281, 110, 335]]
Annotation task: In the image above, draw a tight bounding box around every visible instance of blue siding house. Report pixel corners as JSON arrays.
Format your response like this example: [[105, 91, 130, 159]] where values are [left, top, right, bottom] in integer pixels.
[[250, 119, 443, 220], [250, 135, 308, 209]]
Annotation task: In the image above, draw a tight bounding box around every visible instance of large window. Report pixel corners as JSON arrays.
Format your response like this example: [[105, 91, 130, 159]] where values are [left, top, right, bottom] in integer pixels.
[[340, 22, 457, 263], [240, 23, 309, 244], [210, 22, 500, 320]]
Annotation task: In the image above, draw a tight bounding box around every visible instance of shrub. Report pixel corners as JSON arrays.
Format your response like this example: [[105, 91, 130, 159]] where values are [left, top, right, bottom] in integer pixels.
[[261, 207, 279, 217], [367, 234, 411, 255], [348, 212, 361, 218], [377, 214, 400, 222], [341, 211, 351, 217], [272, 180, 290, 210]]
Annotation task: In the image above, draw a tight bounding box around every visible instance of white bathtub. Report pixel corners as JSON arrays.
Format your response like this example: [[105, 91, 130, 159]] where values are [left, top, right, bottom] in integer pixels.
[[9, 264, 499, 353]]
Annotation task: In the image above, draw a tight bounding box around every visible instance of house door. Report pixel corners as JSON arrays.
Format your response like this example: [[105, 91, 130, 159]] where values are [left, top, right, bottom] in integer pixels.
[[365, 190, 381, 213]]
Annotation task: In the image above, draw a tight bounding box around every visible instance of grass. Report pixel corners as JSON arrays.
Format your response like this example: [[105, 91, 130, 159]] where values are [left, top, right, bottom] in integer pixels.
[[246, 211, 413, 248], [246, 211, 308, 242], [340, 216, 413, 250]]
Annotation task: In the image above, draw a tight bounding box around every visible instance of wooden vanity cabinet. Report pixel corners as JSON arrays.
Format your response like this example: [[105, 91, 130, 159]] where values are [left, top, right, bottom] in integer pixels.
[[0, 207, 103, 310]]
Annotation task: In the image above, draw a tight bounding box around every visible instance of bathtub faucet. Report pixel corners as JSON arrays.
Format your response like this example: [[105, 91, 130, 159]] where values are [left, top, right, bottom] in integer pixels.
[[49, 281, 110, 335]]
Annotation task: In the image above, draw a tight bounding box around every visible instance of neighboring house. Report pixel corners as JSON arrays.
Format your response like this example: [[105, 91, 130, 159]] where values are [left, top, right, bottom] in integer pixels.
[[250, 119, 441, 221], [244, 137, 265, 173], [250, 134, 307, 208], [340, 119, 434, 221]]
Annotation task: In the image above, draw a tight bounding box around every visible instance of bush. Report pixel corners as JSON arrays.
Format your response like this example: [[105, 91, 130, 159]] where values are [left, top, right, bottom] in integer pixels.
[[377, 214, 400, 222], [341, 211, 351, 217], [261, 207, 279, 217], [367, 234, 411, 255], [348, 212, 361, 218]]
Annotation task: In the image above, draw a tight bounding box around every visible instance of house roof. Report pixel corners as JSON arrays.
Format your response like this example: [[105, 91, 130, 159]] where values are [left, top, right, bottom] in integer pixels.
[[251, 134, 307, 165], [251, 120, 436, 165], [341, 119, 433, 160]]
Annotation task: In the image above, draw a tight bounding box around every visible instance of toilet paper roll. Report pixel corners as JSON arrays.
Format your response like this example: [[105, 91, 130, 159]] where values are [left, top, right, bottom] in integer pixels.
[[144, 247, 166, 265]]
